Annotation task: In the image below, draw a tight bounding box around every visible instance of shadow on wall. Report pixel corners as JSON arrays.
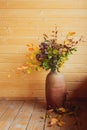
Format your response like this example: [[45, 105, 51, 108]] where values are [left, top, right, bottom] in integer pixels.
[[70, 77, 87, 101]]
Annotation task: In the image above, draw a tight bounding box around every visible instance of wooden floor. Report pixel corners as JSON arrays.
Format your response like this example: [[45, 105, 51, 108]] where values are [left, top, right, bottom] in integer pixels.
[[0, 100, 87, 130]]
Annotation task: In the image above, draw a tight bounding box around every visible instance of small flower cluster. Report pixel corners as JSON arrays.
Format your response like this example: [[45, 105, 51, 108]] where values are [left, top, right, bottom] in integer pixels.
[[17, 27, 81, 73]]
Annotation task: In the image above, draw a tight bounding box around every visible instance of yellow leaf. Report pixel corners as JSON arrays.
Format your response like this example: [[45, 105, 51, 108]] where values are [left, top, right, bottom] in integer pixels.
[[30, 54, 34, 60], [50, 118, 58, 125], [64, 39, 70, 44], [27, 69, 31, 74], [58, 107, 66, 112], [26, 43, 34, 47]]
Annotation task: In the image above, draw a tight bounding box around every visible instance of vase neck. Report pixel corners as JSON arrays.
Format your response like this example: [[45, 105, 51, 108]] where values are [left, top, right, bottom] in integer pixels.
[[50, 69, 58, 73]]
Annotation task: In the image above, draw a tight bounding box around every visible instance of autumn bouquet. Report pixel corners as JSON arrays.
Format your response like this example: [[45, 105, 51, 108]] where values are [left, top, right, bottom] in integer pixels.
[[18, 27, 81, 73]]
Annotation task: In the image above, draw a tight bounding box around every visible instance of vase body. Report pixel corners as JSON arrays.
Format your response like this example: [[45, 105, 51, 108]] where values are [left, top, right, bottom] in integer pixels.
[[46, 70, 66, 109]]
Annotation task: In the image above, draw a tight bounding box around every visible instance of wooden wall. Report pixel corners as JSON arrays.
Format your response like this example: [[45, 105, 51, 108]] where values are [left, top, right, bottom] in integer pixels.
[[0, 0, 87, 100]]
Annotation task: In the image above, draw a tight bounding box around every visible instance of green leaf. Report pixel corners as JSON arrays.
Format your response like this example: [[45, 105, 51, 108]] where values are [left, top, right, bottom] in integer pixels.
[[48, 55, 52, 59], [43, 60, 50, 70], [53, 49, 58, 55]]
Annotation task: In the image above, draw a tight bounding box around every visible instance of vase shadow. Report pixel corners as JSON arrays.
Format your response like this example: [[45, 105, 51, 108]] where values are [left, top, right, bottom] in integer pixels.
[[69, 77, 87, 101]]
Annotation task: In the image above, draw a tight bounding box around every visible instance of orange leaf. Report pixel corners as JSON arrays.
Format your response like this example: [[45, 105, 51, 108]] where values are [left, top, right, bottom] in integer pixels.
[[68, 32, 76, 36], [29, 48, 35, 51]]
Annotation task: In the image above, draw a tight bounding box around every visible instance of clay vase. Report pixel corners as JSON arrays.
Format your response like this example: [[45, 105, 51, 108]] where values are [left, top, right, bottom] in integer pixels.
[[45, 70, 66, 109]]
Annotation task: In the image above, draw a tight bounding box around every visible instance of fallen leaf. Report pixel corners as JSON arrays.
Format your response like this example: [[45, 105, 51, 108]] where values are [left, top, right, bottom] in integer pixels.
[[50, 118, 58, 125], [57, 120, 66, 127], [58, 107, 66, 113]]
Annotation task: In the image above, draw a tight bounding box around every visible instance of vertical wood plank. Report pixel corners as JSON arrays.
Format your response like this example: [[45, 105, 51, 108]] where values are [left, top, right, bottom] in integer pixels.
[[27, 101, 46, 130], [9, 101, 35, 130], [0, 101, 24, 130], [0, 100, 11, 118]]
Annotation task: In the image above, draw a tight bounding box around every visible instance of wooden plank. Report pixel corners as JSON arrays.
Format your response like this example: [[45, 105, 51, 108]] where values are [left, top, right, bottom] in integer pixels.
[[0, 101, 24, 130], [62, 63, 87, 73], [5, 0, 87, 9], [27, 101, 46, 130], [0, 72, 47, 82], [0, 84, 45, 98], [0, 81, 45, 90], [0, 28, 86, 38], [0, 17, 87, 28], [9, 101, 35, 130], [0, 0, 86, 9], [0, 100, 11, 118], [0, 45, 27, 54], [0, 9, 87, 18], [0, 97, 45, 101]]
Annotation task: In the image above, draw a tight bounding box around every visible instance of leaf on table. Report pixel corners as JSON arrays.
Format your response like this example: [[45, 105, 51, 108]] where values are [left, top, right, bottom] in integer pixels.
[[57, 120, 66, 127], [58, 107, 66, 113], [50, 118, 58, 125]]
